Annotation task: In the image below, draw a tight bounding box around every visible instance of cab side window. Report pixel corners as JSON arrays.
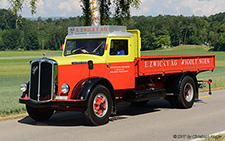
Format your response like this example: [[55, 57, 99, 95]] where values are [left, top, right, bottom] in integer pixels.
[[110, 40, 128, 55]]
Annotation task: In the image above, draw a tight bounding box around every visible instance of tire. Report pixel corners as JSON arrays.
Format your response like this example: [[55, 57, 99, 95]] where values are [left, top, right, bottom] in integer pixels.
[[26, 105, 54, 121], [82, 85, 112, 125], [177, 76, 196, 108], [166, 76, 196, 109], [166, 96, 179, 108]]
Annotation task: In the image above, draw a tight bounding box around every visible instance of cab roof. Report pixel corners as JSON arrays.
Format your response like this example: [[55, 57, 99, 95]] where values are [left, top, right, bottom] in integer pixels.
[[66, 31, 134, 38], [66, 25, 134, 38]]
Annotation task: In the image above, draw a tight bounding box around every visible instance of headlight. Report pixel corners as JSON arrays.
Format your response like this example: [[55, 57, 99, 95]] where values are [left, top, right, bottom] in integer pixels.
[[61, 84, 70, 94], [20, 82, 28, 92]]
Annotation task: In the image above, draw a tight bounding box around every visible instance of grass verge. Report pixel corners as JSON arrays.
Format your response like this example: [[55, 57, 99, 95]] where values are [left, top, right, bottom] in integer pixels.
[[205, 134, 225, 141]]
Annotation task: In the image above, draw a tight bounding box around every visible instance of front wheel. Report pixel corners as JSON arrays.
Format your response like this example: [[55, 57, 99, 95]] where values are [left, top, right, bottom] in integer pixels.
[[26, 105, 54, 121], [83, 85, 112, 125]]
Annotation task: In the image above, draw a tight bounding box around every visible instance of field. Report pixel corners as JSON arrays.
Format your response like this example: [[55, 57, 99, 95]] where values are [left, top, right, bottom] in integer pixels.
[[0, 45, 224, 117]]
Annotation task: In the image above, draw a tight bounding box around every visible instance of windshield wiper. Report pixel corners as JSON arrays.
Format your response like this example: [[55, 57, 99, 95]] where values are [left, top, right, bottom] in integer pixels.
[[92, 42, 104, 53]]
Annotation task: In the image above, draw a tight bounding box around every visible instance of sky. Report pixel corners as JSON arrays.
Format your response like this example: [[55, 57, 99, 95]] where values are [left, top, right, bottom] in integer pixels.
[[1, 0, 225, 18]]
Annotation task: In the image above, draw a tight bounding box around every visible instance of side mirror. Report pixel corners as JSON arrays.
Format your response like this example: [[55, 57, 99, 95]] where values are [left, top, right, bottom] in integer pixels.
[[88, 60, 93, 70], [61, 44, 64, 50]]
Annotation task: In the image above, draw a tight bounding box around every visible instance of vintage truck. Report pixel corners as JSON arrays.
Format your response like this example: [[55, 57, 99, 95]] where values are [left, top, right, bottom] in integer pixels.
[[19, 26, 215, 125]]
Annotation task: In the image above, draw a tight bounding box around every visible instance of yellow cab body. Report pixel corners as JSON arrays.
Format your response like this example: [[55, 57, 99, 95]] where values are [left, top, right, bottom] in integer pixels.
[[53, 26, 141, 98]]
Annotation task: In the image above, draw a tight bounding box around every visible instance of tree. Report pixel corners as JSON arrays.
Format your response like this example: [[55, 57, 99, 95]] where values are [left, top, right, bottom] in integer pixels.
[[46, 26, 66, 50], [0, 29, 6, 50], [80, 0, 92, 26], [114, 0, 131, 25], [0, 9, 17, 30], [99, 0, 111, 25], [168, 19, 180, 46], [214, 33, 225, 51], [8, 0, 141, 26], [7, 0, 38, 28], [208, 31, 219, 46], [24, 29, 39, 50], [142, 31, 157, 50], [81, 0, 141, 25], [2, 28, 22, 50], [8, 0, 38, 15], [155, 35, 171, 48]]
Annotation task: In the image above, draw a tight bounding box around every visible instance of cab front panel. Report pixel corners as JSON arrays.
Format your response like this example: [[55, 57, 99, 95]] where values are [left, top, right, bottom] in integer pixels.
[[57, 61, 135, 99]]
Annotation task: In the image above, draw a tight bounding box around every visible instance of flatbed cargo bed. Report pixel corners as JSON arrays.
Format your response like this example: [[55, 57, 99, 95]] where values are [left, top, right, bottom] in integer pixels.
[[137, 54, 215, 76]]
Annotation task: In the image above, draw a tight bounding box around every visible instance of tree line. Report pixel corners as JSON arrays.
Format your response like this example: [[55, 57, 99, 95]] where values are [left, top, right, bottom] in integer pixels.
[[128, 14, 225, 51], [1, 9, 225, 51]]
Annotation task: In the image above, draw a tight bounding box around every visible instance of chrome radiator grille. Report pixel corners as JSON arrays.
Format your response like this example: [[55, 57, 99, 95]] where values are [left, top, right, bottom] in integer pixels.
[[29, 58, 57, 102]]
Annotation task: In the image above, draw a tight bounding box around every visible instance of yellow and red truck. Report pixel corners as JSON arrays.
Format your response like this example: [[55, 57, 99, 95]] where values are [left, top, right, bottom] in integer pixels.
[[19, 26, 215, 125]]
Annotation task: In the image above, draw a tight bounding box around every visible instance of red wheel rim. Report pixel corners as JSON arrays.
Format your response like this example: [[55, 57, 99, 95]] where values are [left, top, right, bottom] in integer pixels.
[[93, 93, 108, 118]]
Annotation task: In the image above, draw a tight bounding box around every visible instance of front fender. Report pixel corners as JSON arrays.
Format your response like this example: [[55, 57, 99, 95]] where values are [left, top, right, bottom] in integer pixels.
[[73, 77, 116, 114], [77, 77, 114, 99]]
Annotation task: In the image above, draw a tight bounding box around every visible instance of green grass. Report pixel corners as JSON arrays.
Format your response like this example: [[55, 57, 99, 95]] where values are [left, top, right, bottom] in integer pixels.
[[141, 45, 214, 55], [0, 50, 62, 57], [205, 134, 225, 141], [0, 50, 62, 116], [142, 45, 225, 90], [0, 45, 225, 116]]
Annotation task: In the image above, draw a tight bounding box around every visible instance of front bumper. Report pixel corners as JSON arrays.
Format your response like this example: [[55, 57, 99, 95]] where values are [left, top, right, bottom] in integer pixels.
[[19, 98, 87, 108]]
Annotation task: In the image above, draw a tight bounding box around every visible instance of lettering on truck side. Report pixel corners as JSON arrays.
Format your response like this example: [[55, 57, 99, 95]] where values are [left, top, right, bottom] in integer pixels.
[[145, 60, 178, 68], [110, 66, 130, 73], [145, 58, 211, 68]]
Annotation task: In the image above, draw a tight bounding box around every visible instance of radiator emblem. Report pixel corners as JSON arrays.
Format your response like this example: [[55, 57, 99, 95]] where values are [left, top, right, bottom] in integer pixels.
[[32, 66, 38, 75]]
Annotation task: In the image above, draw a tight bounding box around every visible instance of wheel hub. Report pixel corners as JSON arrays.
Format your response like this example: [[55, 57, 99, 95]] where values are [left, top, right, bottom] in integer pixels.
[[93, 94, 108, 118], [184, 83, 194, 102], [100, 103, 104, 109]]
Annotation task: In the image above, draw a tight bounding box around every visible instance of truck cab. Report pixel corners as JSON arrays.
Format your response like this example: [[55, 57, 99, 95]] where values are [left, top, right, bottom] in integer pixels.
[[57, 26, 139, 92]]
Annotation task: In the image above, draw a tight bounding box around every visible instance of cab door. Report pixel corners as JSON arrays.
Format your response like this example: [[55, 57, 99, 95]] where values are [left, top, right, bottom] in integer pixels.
[[105, 38, 135, 90]]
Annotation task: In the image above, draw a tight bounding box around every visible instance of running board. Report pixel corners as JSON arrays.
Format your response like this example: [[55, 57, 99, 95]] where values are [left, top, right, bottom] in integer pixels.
[[125, 89, 166, 102]]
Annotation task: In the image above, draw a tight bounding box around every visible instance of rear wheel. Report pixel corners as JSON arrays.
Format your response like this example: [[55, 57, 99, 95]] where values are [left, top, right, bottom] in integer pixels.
[[177, 76, 196, 108], [83, 85, 112, 125], [166, 76, 196, 109], [26, 105, 54, 121]]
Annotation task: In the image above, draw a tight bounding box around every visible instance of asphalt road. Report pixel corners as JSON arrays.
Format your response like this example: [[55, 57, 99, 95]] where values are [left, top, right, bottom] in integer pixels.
[[1, 90, 225, 141]]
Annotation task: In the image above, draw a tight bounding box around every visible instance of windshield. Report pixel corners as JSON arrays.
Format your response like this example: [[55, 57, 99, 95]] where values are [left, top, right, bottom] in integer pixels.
[[64, 38, 106, 56]]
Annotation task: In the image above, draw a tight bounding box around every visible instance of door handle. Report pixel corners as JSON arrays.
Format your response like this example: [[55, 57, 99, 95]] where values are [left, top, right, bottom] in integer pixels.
[[106, 63, 111, 68]]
